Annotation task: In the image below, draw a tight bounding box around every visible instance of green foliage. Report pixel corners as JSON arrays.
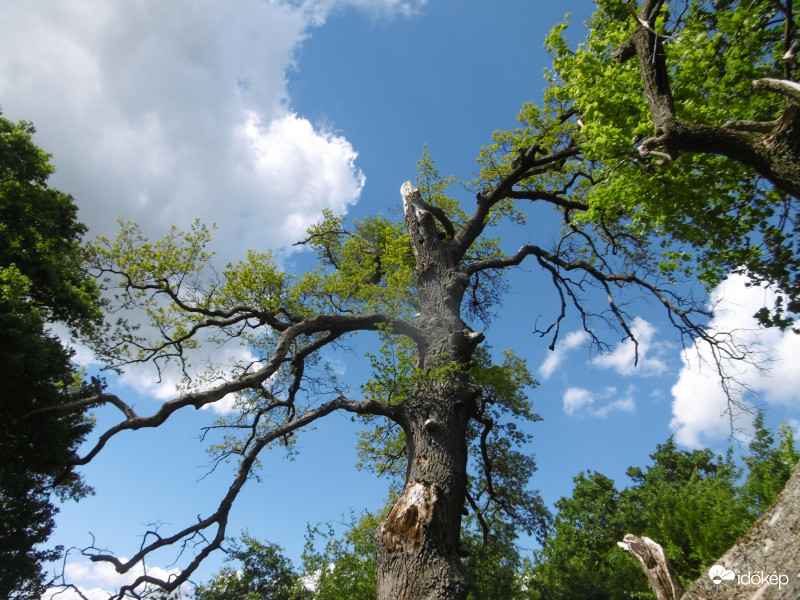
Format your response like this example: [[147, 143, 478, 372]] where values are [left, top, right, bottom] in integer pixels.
[[742, 411, 800, 513], [301, 511, 381, 600], [294, 209, 417, 317], [543, 0, 800, 324], [526, 425, 800, 599], [0, 110, 101, 598], [195, 534, 312, 600]]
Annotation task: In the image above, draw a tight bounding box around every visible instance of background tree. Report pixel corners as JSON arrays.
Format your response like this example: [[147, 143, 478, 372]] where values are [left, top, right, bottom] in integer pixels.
[[301, 512, 380, 600], [46, 0, 800, 598], [194, 534, 311, 600], [741, 411, 800, 512], [526, 425, 798, 600], [0, 110, 103, 598]]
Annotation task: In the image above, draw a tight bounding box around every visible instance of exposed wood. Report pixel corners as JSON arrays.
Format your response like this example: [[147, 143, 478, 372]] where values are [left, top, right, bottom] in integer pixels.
[[618, 534, 684, 600]]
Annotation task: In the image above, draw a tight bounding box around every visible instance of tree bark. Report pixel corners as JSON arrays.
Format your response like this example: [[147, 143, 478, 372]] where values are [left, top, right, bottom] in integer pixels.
[[680, 459, 800, 599], [622, 460, 800, 599], [374, 183, 483, 600], [618, 534, 684, 600]]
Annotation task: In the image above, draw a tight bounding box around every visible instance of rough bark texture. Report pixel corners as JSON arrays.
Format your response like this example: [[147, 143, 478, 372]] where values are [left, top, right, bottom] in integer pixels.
[[680, 460, 800, 599], [375, 183, 483, 600]]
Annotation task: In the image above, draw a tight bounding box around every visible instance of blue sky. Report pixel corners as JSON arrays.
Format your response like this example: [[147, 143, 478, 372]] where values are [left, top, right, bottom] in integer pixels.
[[2, 1, 800, 597]]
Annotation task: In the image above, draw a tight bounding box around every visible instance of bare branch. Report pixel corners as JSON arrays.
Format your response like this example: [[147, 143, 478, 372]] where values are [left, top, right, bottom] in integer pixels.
[[752, 77, 800, 102], [67, 313, 422, 466], [84, 394, 397, 598]]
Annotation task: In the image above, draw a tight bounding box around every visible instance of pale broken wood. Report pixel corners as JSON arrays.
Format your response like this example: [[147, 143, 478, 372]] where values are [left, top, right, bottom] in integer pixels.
[[379, 481, 435, 555], [618, 534, 684, 600]]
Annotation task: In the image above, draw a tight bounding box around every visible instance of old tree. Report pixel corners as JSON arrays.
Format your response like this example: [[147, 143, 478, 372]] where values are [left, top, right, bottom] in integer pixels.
[[50, 0, 798, 598]]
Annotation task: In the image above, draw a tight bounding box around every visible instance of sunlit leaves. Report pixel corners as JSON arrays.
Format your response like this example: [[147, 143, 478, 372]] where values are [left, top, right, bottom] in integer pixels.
[[543, 0, 800, 323], [294, 209, 417, 317]]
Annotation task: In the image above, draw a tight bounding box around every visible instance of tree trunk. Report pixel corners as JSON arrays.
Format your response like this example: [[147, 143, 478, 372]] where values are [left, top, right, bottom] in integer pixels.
[[374, 183, 482, 599], [680, 459, 800, 599], [375, 367, 475, 600]]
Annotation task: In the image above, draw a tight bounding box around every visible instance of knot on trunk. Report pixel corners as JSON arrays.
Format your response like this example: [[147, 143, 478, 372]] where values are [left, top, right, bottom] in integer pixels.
[[380, 481, 436, 555]]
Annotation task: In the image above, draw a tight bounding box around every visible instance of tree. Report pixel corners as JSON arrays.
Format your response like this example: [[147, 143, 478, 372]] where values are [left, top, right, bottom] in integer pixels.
[[195, 535, 311, 600], [741, 411, 800, 513], [47, 1, 800, 598], [526, 428, 797, 600], [301, 511, 380, 600], [0, 110, 103, 598]]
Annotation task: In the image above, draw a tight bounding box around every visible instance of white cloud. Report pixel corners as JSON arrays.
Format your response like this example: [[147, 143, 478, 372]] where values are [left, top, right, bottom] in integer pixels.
[[118, 341, 262, 414], [670, 274, 800, 448], [563, 386, 636, 418], [563, 387, 594, 416], [45, 559, 189, 600], [591, 317, 669, 377], [539, 330, 589, 379], [333, 0, 428, 17], [0, 0, 372, 267]]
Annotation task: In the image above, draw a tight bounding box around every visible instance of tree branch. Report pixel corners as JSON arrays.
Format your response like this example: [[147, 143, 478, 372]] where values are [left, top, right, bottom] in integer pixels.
[[83, 394, 397, 599], [65, 313, 422, 466]]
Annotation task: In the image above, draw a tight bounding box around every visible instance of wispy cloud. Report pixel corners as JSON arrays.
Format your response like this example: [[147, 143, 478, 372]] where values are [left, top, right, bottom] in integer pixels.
[[539, 330, 590, 379], [591, 317, 669, 377], [563, 386, 636, 418]]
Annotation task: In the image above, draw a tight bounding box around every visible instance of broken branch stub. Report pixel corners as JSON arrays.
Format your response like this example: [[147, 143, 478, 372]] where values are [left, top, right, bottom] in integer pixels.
[[618, 534, 684, 600]]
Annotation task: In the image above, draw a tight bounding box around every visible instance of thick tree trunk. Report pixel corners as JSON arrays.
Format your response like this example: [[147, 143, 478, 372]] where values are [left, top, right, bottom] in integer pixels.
[[375, 369, 475, 600], [374, 183, 482, 600]]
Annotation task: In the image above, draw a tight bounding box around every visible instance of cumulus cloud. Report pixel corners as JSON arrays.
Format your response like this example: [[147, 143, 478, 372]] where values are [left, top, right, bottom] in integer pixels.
[[670, 274, 800, 448], [591, 317, 669, 377], [563, 386, 636, 418], [1, 0, 423, 412], [0, 0, 400, 265]]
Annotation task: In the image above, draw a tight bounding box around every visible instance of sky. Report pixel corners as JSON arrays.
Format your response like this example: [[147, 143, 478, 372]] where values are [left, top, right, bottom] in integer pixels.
[[2, 1, 800, 597]]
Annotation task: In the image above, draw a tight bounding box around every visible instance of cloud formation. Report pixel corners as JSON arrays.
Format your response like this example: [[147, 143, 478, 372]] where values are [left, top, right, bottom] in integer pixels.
[[591, 317, 669, 377], [45, 559, 187, 600], [538, 330, 589, 379], [670, 274, 800, 448], [0, 0, 418, 264], [563, 386, 636, 418], [1, 0, 422, 409]]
